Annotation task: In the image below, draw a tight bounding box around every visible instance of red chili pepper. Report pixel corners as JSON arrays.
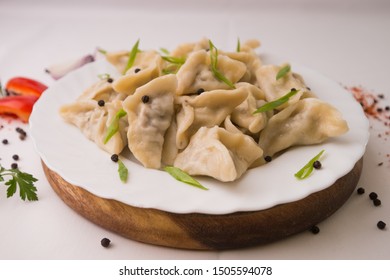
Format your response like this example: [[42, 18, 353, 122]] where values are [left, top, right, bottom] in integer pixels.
[[5, 77, 47, 97], [0, 95, 39, 122]]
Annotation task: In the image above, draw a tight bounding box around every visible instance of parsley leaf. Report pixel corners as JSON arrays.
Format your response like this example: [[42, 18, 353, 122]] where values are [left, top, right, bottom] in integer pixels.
[[104, 109, 127, 144], [164, 166, 208, 190], [253, 88, 299, 114], [294, 150, 325, 180], [1, 165, 38, 201]]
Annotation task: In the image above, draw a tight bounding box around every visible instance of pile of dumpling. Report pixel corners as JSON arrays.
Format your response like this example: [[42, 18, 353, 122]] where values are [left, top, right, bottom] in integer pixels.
[[60, 38, 348, 182]]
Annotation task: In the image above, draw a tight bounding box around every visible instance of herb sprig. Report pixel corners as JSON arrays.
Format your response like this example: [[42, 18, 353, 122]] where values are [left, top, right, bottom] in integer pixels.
[[209, 40, 235, 89], [164, 166, 208, 190], [117, 159, 128, 183], [123, 39, 140, 74], [294, 150, 325, 180], [104, 109, 127, 144], [0, 165, 38, 201], [253, 88, 299, 114], [236, 38, 241, 52], [276, 64, 291, 80]]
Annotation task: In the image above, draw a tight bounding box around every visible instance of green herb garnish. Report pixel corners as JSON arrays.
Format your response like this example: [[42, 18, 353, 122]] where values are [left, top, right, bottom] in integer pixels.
[[1, 165, 38, 201], [236, 38, 241, 52], [97, 48, 107, 55], [123, 39, 140, 74], [253, 88, 299, 114], [117, 159, 128, 183], [294, 150, 325, 180], [104, 109, 127, 144], [276, 64, 291, 80], [98, 73, 111, 80], [159, 48, 170, 55], [161, 56, 186, 65], [164, 166, 208, 190], [209, 40, 235, 89]]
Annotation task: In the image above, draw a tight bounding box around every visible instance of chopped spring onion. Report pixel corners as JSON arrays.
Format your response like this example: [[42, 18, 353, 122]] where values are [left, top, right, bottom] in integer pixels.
[[276, 64, 291, 80], [104, 109, 127, 144], [164, 166, 208, 190], [253, 88, 299, 114], [209, 40, 235, 89], [123, 39, 140, 74], [294, 150, 325, 180]]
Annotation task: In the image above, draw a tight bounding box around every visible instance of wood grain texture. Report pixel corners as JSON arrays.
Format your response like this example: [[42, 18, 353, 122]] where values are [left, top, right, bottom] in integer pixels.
[[42, 158, 362, 250]]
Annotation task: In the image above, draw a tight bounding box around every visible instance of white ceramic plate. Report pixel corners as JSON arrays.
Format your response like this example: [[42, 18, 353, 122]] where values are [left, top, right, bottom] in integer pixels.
[[29, 55, 369, 215]]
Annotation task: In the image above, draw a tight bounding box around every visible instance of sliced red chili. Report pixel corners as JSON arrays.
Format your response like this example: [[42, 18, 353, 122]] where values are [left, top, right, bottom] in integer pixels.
[[5, 77, 47, 97], [0, 95, 39, 122]]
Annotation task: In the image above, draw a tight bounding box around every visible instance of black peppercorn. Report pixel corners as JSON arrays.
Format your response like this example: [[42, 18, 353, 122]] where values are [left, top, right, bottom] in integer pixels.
[[11, 163, 18, 169], [111, 154, 119, 162], [264, 156, 272, 163], [291, 88, 296, 91], [2, 139, 8, 145], [12, 154, 19, 161], [101, 238, 111, 248], [357, 187, 365, 195], [134, 68, 141, 73], [377, 221, 386, 230], [313, 160, 322, 169], [141, 95, 150, 103], [310, 225, 320, 234], [196, 88, 205, 95], [385, 106, 390, 111], [369, 192, 378, 200], [97, 100, 105, 107], [373, 199, 382, 206], [107, 78, 113, 83]]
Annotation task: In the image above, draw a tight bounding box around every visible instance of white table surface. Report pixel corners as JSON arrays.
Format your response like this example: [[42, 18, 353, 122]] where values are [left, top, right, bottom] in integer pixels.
[[0, 0, 389, 260]]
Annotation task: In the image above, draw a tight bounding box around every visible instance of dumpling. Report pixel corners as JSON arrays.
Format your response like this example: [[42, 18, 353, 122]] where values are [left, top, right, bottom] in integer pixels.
[[123, 74, 177, 169], [112, 50, 163, 95], [256, 64, 315, 109], [175, 86, 249, 149], [230, 83, 268, 134], [174, 126, 263, 182], [170, 37, 210, 58], [176, 50, 247, 95], [161, 115, 178, 166], [77, 79, 126, 102], [59, 100, 128, 155], [258, 98, 349, 157]]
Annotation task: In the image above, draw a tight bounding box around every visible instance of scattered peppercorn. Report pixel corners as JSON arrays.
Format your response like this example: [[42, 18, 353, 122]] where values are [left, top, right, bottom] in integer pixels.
[[291, 88, 296, 91], [377, 221, 386, 230], [12, 154, 19, 161], [378, 162, 383, 166], [310, 225, 320, 234], [11, 163, 18, 169], [386, 106, 390, 111], [369, 192, 378, 200], [141, 95, 150, 104], [2, 139, 8, 144], [111, 154, 119, 162], [97, 100, 105, 107], [313, 160, 322, 169], [134, 68, 141, 73], [100, 238, 111, 248], [264, 156, 272, 162], [107, 78, 113, 83], [357, 187, 365, 195], [373, 199, 382, 206], [197, 88, 205, 95], [15, 127, 27, 140]]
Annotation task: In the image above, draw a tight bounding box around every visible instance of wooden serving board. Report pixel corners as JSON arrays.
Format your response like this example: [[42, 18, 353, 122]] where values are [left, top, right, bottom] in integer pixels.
[[42, 158, 362, 250]]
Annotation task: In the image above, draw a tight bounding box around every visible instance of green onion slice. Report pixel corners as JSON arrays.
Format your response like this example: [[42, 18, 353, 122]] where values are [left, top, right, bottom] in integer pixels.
[[161, 56, 186, 65], [294, 150, 325, 180], [236, 38, 241, 52], [276, 64, 291, 80], [118, 159, 128, 183], [104, 109, 127, 144], [123, 39, 140, 74], [98, 73, 111, 80], [253, 88, 299, 114], [209, 40, 235, 89], [159, 47, 170, 55], [164, 166, 208, 190]]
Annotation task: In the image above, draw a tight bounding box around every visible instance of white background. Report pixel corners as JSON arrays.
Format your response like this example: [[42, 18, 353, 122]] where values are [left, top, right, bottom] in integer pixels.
[[0, 0, 389, 260]]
